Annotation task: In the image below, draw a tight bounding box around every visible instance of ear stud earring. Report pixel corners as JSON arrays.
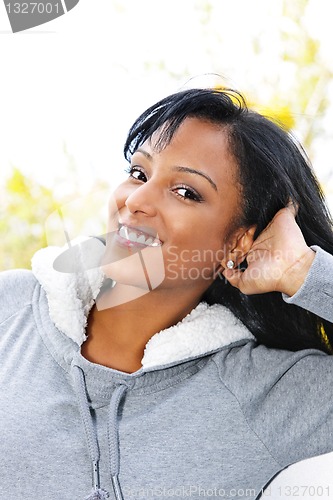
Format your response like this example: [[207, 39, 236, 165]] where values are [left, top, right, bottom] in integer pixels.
[[226, 260, 235, 269]]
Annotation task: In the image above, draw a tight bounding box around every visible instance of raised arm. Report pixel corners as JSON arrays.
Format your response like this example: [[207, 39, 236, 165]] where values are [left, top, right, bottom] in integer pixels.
[[222, 204, 333, 322]]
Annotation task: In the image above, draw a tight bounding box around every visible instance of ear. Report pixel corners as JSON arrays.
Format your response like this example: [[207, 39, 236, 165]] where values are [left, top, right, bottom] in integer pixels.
[[222, 225, 256, 269]]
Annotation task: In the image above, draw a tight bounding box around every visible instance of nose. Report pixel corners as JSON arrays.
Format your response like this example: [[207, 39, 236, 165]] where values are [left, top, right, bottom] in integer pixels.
[[125, 181, 158, 217]]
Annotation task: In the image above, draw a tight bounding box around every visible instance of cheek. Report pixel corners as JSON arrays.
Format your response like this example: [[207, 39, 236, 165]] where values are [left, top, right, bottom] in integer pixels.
[[170, 218, 226, 258], [163, 228, 226, 280]]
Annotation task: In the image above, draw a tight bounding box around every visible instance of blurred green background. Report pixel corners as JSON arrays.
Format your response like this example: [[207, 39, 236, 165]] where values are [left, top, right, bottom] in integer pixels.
[[1, 0, 332, 270]]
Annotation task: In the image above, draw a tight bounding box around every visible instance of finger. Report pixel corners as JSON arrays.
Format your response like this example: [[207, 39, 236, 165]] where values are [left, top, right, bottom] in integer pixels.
[[270, 204, 298, 229]]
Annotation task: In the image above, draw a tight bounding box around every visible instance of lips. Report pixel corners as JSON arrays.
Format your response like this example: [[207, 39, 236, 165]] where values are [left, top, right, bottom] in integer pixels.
[[117, 224, 162, 248]]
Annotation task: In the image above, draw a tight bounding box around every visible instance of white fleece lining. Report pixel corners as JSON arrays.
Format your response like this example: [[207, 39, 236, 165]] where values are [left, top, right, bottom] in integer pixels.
[[32, 239, 254, 368], [141, 301, 253, 369], [32, 238, 105, 346]]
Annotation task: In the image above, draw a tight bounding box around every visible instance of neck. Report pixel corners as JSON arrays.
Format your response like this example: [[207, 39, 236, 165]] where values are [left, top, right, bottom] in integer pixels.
[[82, 282, 202, 373]]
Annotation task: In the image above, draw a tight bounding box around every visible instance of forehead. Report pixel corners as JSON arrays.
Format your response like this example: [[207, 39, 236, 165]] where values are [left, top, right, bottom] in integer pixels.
[[144, 117, 239, 185]]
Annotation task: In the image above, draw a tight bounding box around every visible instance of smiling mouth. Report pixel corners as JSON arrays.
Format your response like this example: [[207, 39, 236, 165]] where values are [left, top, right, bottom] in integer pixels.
[[117, 224, 162, 248]]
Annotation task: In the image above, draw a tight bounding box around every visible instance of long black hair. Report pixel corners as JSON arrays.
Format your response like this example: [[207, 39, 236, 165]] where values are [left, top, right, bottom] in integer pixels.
[[124, 88, 333, 353]]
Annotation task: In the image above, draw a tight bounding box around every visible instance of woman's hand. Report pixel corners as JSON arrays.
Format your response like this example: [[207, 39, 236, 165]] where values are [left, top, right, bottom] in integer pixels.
[[223, 204, 315, 296]]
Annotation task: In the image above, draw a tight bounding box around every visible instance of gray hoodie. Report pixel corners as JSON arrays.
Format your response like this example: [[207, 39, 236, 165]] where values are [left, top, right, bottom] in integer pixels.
[[0, 240, 333, 500]]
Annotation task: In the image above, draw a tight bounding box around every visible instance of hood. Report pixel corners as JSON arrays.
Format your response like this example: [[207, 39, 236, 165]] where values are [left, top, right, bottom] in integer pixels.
[[31, 237, 254, 371]]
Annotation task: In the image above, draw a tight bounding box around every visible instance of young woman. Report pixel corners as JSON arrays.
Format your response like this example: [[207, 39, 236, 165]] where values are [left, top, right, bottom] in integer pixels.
[[1, 88, 333, 500]]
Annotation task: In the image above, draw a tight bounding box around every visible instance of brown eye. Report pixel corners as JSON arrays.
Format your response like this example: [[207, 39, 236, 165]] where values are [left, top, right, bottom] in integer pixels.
[[173, 185, 203, 202], [127, 166, 147, 182]]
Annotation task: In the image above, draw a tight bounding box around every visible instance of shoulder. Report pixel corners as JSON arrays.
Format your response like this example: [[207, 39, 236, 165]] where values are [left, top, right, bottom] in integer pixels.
[[0, 269, 38, 324], [213, 341, 333, 464], [212, 340, 332, 413], [213, 340, 329, 389]]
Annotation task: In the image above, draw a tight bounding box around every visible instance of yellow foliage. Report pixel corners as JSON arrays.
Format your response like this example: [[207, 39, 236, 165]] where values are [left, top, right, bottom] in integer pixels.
[[255, 105, 296, 131], [0, 167, 109, 270], [6, 168, 28, 194], [213, 86, 296, 131], [0, 168, 60, 270]]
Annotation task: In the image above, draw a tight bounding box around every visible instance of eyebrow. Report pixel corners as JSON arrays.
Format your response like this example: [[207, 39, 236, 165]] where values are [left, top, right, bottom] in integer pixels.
[[136, 148, 153, 160], [135, 148, 218, 192], [174, 166, 218, 192]]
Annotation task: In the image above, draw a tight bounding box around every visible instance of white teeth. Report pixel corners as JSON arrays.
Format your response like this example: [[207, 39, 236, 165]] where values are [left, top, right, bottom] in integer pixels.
[[137, 235, 146, 244], [118, 225, 160, 246], [119, 226, 127, 239], [128, 232, 137, 242]]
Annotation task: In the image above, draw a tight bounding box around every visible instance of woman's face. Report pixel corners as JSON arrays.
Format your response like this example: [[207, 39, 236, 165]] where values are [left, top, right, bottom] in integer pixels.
[[103, 117, 243, 296]]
